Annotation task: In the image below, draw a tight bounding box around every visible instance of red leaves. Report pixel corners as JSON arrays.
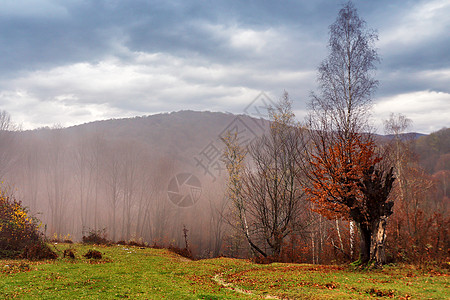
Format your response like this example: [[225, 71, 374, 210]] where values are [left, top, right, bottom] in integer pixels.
[[306, 133, 381, 220]]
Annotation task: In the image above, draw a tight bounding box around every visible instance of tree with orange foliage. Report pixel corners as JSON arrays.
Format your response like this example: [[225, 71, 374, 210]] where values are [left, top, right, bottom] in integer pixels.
[[304, 2, 395, 267], [305, 131, 395, 266]]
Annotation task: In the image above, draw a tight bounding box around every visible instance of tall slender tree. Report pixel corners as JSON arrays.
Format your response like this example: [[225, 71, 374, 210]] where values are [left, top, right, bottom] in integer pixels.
[[0, 110, 18, 182], [305, 1, 395, 267], [222, 130, 264, 256]]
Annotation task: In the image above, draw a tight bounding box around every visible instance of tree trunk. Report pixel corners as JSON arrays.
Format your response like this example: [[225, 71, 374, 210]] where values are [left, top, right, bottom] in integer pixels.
[[242, 214, 267, 257], [370, 216, 387, 267], [336, 218, 344, 253], [357, 217, 388, 267], [358, 223, 371, 264], [272, 237, 282, 257], [349, 221, 355, 260]]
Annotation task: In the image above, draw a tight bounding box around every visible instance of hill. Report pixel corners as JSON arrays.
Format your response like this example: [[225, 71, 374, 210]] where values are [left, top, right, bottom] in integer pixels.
[[2, 110, 270, 255], [1, 110, 444, 260]]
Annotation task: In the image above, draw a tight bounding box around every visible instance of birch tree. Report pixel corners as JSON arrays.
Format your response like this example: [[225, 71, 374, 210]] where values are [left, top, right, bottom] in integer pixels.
[[305, 1, 395, 267]]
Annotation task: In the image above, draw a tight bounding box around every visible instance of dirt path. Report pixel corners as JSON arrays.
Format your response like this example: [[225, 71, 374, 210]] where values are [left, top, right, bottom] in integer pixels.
[[212, 273, 283, 299]]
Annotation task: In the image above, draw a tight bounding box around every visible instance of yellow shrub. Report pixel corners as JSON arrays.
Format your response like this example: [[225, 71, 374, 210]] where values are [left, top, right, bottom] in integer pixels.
[[0, 192, 43, 258]]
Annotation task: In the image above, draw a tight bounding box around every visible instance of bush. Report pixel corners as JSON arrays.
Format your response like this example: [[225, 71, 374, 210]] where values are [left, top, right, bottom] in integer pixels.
[[84, 249, 102, 259], [49, 233, 73, 244], [82, 228, 110, 245], [20, 242, 58, 260], [63, 248, 76, 259], [0, 191, 56, 260], [117, 239, 148, 248], [168, 245, 193, 260]]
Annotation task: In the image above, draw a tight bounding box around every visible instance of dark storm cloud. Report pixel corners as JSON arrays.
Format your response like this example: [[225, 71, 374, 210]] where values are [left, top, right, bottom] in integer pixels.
[[1, 0, 446, 71], [0, 5, 95, 75], [0, 0, 448, 133], [0, 0, 334, 74]]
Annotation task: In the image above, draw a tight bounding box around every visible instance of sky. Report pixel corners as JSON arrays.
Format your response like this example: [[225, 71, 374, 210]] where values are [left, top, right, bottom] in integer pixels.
[[0, 0, 448, 134]]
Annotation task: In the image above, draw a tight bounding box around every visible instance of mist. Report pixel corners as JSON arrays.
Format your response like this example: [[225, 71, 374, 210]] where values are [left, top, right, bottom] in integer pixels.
[[1, 110, 272, 257]]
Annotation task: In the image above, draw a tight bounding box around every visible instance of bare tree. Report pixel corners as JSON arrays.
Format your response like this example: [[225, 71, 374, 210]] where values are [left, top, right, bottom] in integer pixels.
[[20, 135, 41, 212], [384, 114, 439, 254], [120, 141, 140, 240], [102, 142, 123, 241], [134, 157, 155, 239], [223, 130, 264, 256], [45, 126, 69, 235], [90, 128, 105, 231], [305, 1, 395, 267], [224, 92, 306, 257], [0, 110, 18, 181], [204, 183, 228, 257], [384, 113, 413, 212], [0, 110, 16, 132], [148, 157, 176, 243], [74, 132, 97, 234]]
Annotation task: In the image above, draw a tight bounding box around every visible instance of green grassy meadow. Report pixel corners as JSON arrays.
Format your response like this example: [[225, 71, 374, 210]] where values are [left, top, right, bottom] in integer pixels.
[[0, 243, 448, 299]]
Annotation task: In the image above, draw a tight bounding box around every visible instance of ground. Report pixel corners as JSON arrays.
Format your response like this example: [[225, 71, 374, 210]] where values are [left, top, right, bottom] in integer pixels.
[[0, 243, 448, 299]]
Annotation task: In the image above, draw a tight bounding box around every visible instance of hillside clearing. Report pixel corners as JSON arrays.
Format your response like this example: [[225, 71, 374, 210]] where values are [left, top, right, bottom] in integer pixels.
[[0, 243, 448, 299]]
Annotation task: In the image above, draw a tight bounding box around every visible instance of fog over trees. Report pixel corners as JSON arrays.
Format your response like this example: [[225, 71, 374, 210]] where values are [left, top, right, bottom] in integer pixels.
[[0, 1, 448, 266], [0, 111, 268, 256], [0, 107, 447, 264]]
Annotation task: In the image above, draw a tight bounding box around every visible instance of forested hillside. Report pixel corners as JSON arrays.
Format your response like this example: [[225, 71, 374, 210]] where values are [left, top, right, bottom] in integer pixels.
[[1, 111, 269, 257], [0, 109, 447, 263]]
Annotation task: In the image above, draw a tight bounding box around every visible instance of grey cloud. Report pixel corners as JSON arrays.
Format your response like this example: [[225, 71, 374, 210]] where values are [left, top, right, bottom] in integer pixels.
[[0, 0, 448, 133], [0, 0, 335, 75]]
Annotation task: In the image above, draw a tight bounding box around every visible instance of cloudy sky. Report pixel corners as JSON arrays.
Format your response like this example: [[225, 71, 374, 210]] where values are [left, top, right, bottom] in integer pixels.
[[0, 0, 448, 133]]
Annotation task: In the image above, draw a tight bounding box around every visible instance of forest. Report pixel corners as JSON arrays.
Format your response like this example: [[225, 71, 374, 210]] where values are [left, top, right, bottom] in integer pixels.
[[0, 110, 448, 267], [0, 2, 448, 270]]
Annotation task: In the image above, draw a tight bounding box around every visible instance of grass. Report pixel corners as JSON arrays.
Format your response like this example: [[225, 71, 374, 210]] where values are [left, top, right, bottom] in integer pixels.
[[0, 243, 448, 299]]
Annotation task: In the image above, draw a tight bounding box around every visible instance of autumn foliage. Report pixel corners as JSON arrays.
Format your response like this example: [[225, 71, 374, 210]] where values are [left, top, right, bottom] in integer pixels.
[[0, 191, 56, 259], [306, 133, 381, 219], [304, 131, 395, 266], [386, 153, 449, 265]]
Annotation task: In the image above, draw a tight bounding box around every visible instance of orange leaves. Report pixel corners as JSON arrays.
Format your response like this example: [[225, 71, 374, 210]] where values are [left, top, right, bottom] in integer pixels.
[[305, 133, 381, 220]]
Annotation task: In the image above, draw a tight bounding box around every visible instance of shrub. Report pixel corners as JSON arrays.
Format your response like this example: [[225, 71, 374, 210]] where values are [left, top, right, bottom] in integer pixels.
[[117, 239, 147, 248], [20, 242, 58, 260], [168, 245, 193, 260], [63, 248, 76, 259], [49, 233, 73, 244], [84, 249, 102, 259], [0, 191, 56, 260], [82, 228, 110, 245]]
